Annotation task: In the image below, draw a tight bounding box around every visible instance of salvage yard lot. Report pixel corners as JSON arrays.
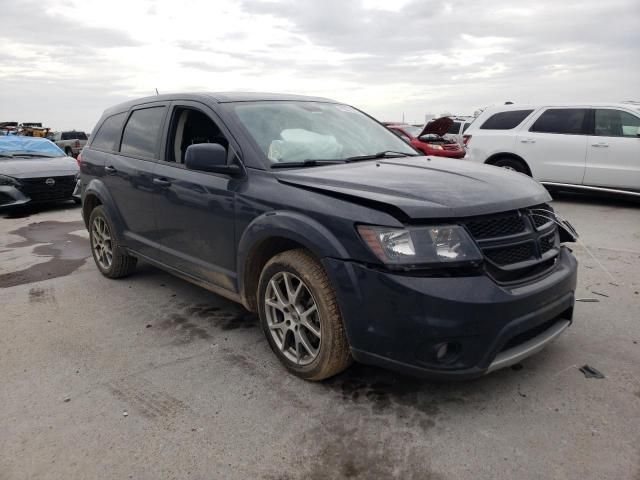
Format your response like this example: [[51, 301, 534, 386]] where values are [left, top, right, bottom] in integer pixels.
[[1, 196, 639, 480]]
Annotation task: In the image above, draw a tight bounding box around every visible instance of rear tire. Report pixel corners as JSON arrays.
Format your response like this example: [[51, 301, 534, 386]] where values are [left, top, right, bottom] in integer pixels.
[[257, 249, 352, 381], [88, 205, 137, 278], [491, 157, 530, 175]]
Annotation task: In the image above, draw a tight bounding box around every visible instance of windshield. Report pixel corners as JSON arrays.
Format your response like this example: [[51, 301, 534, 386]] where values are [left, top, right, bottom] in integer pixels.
[[0, 137, 65, 158], [230, 101, 416, 164]]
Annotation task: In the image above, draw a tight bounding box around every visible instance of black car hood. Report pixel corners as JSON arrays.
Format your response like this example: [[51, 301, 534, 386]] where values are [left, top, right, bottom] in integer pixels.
[[419, 117, 453, 137], [275, 157, 551, 220], [0, 155, 78, 178]]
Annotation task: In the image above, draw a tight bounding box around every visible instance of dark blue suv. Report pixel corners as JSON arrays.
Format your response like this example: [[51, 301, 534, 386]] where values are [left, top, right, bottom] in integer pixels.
[[80, 93, 578, 380]]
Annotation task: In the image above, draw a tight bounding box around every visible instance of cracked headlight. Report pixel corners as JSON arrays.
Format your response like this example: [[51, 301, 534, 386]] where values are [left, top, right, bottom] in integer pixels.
[[0, 174, 20, 187], [357, 224, 482, 267]]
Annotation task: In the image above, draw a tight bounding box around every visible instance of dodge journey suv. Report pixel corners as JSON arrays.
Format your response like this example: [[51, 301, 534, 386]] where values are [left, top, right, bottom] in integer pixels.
[[80, 93, 578, 381]]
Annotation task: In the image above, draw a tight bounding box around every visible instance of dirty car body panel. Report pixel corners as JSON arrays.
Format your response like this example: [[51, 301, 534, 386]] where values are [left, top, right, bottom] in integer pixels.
[[80, 92, 578, 379]]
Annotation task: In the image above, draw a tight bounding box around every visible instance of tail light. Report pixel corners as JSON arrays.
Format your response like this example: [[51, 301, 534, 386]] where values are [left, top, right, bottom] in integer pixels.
[[76, 152, 83, 168], [463, 135, 472, 146]]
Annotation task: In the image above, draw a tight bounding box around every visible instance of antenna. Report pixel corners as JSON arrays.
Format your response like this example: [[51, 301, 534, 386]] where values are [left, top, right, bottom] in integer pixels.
[[155, 88, 159, 95]]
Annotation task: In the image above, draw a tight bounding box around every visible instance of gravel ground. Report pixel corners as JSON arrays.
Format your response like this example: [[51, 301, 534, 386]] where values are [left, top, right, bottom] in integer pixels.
[[0, 194, 639, 480]]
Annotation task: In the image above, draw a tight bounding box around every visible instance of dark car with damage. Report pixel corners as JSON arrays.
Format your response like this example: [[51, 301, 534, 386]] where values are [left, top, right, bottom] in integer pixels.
[[79, 92, 578, 381], [0, 136, 80, 209]]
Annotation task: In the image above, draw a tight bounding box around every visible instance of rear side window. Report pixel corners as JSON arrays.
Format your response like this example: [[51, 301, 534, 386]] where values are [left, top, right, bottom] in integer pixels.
[[91, 113, 126, 151], [530, 109, 588, 135], [120, 107, 167, 158], [594, 109, 640, 137], [61, 131, 88, 140], [447, 121, 461, 134], [480, 110, 533, 130]]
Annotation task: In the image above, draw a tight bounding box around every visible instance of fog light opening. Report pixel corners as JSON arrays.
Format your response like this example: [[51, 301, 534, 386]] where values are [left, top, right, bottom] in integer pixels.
[[434, 342, 461, 364]]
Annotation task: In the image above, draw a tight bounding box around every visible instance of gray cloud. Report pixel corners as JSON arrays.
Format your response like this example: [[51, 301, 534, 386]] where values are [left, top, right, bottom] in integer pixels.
[[234, 0, 639, 118], [0, 0, 140, 48], [1, 0, 638, 129]]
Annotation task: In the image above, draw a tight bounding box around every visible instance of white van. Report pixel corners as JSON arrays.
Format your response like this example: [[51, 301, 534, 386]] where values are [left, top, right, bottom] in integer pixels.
[[463, 103, 640, 196]]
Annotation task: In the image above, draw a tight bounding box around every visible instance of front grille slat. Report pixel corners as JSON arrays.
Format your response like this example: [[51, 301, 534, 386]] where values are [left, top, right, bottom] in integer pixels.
[[465, 213, 525, 239], [539, 232, 558, 254], [484, 243, 535, 266], [462, 203, 558, 282]]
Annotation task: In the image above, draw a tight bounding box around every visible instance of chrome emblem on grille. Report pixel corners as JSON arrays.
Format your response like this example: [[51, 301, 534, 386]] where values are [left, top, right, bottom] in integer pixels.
[[45, 178, 55, 186]]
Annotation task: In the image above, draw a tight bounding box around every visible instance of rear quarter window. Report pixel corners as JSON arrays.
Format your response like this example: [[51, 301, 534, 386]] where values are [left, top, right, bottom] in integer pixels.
[[90, 113, 127, 152], [480, 110, 534, 130]]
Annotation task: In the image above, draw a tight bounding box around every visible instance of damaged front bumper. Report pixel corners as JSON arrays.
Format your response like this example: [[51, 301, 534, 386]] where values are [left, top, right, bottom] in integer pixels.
[[323, 246, 577, 379]]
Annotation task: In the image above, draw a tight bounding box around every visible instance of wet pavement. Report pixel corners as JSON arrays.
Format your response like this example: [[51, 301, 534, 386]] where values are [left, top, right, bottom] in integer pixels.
[[0, 195, 639, 479]]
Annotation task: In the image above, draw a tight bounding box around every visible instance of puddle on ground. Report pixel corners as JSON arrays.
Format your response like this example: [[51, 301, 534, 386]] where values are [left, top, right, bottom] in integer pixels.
[[0, 220, 90, 288]]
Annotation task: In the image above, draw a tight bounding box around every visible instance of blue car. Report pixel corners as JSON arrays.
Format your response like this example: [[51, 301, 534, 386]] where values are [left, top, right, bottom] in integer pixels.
[[80, 93, 578, 380], [0, 136, 80, 208]]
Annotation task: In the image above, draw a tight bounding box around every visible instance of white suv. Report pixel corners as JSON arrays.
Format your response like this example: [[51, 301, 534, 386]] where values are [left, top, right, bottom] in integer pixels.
[[444, 117, 473, 145], [463, 103, 640, 196]]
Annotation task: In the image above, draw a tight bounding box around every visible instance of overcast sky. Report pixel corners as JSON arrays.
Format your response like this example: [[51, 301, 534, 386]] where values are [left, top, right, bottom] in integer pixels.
[[1, 0, 638, 131]]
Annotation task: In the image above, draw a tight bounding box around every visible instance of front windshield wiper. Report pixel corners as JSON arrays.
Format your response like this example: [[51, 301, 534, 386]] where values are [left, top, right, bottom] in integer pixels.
[[345, 150, 418, 162], [270, 159, 347, 169]]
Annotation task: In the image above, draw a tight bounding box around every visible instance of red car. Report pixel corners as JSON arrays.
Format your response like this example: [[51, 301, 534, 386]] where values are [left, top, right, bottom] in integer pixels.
[[386, 118, 465, 158]]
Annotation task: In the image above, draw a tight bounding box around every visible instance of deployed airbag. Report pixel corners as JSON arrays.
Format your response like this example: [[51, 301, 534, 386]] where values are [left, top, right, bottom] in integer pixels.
[[268, 129, 342, 162]]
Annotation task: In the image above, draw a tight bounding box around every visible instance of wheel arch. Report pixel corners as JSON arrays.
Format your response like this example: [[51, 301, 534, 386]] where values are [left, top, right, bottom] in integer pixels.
[[82, 179, 126, 239], [485, 152, 532, 176], [237, 211, 349, 312]]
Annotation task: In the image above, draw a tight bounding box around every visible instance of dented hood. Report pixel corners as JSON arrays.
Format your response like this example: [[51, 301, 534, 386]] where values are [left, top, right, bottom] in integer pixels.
[[419, 117, 453, 137], [275, 157, 551, 220]]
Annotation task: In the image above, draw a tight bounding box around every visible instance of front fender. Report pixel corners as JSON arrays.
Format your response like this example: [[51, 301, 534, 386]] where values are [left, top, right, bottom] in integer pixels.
[[82, 178, 127, 242], [237, 210, 350, 302]]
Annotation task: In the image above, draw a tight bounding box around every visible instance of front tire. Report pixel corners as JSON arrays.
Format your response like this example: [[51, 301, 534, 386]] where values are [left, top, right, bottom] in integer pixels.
[[88, 206, 137, 278], [257, 249, 352, 381]]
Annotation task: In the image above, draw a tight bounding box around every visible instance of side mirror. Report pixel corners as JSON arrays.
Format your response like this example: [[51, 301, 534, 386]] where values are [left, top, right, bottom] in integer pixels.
[[185, 143, 242, 176]]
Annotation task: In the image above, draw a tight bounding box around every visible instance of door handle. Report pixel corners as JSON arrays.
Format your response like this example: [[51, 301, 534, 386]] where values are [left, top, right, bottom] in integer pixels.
[[153, 177, 172, 187], [591, 143, 609, 148], [104, 165, 117, 174], [520, 138, 536, 144]]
